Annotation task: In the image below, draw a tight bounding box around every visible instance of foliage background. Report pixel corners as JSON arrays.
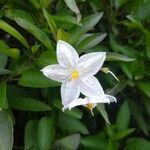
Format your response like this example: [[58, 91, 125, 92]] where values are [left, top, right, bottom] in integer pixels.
[[0, 0, 150, 149]]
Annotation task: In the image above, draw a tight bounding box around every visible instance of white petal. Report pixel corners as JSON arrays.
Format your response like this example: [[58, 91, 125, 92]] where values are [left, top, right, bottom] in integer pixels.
[[79, 75, 104, 97], [77, 52, 106, 75], [57, 40, 79, 69], [63, 98, 88, 110], [105, 95, 117, 103], [61, 79, 80, 106], [41, 64, 70, 82]]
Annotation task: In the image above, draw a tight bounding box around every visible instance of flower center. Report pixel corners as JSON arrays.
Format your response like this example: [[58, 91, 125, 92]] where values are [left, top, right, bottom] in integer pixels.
[[86, 103, 95, 110], [71, 70, 79, 80]]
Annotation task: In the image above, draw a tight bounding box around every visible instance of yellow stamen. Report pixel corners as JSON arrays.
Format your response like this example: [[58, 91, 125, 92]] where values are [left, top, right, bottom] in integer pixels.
[[86, 103, 95, 116], [86, 103, 95, 110], [71, 70, 79, 80]]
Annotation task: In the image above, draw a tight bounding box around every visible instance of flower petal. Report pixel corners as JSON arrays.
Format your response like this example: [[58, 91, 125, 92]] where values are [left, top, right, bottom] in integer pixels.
[[77, 52, 106, 75], [61, 79, 80, 106], [79, 75, 104, 97], [63, 98, 88, 111], [63, 94, 117, 111], [88, 96, 110, 104], [41, 64, 70, 82], [57, 40, 79, 69], [105, 95, 117, 103]]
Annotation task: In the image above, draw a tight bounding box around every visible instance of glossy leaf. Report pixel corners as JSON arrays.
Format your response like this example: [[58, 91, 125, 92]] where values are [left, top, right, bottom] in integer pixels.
[[0, 19, 29, 48], [96, 104, 110, 124], [0, 40, 20, 59], [5, 9, 35, 24], [25, 120, 38, 150], [38, 117, 54, 150], [128, 100, 148, 136], [53, 134, 80, 150], [18, 68, 60, 88], [58, 113, 89, 134], [106, 52, 135, 62], [15, 18, 53, 50], [0, 68, 12, 75], [43, 9, 57, 40], [81, 134, 107, 149], [114, 128, 135, 141], [65, 108, 83, 119], [64, 0, 81, 22], [77, 33, 107, 53], [125, 137, 150, 150], [36, 50, 57, 67], [0, 111, 13, 150], [68, 12, 103, 44], [116, 100, 131, 131], [53, 15, 79, 25], [10, 97, 51, 111]]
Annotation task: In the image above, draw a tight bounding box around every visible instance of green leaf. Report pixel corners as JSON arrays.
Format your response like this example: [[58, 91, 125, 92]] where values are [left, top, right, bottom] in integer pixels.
[[10, 97, 51, 111], [137, 82, 150, 98], [53, 15, 79, 25], [15, 18, 53, 50], [5, 9, 35, 24], [36, 50, 57, 67], [65, 108, 83, 119], [58, 113, 89, 134], [126, 15, 145, 31], [96, 104, 110, 124], [106, 139, 118, 150], [53, 134, 80, 150], [81, 134, 107, 149], [57, 28, 70, 41], [116, 100, 131, 131], [106, 52, 135, 62], [18, 68, 60, 88], [43, 9, 57, 40], [120, 62, 134, 80], [110, 34, 137, 57], [0, 19, 29, 48], [29, 0, 40, 9], [39, 0, 51, 9], [68, 12, 103, 44], [128, 100, 148, 136], [77, 33, 107, 53], [0, 111, 13, 150], [25, 120, 38, 150], [125, 137, 150, 150], [0, 40, 20, 59], [64, 0, 81, 22], [0, 68, 12, 75], [0, 82, 6, 108], [38, 117, 54, 150], [114, 0, 129, 9], [106, 80, 127, 96], [0, 53, 7, 68], [134, 0, 150, 21], [114, 128, 135, 141]]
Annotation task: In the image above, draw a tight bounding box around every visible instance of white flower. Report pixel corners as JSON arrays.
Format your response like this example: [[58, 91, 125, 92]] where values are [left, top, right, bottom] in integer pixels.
[[41, 40, 106, 108], [63, 94, 116, 115]]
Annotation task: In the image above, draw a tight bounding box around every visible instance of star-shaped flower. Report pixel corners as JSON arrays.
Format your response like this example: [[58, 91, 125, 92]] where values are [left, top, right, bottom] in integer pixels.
[[41, 40, 106, 109], [63, 94, 116, 115]]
